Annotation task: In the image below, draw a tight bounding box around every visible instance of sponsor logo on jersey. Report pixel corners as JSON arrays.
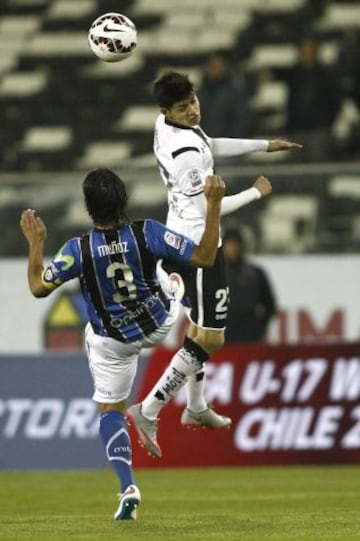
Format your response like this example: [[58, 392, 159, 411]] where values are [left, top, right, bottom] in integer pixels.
[[188, 169, 202, 188], [164, 231, 181, 249], [109, 294, 159, 329]]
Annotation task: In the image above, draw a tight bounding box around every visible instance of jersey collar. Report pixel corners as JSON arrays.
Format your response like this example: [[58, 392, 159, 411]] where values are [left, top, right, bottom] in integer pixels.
[[164, 117, 195, 130]]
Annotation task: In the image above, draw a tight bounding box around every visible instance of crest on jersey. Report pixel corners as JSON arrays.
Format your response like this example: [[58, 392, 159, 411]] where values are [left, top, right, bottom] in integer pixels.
[[43, 263, 60, 283], [43, 268, 55, 283], [164, 231, 181, 249], [188, 169, 202, 188]]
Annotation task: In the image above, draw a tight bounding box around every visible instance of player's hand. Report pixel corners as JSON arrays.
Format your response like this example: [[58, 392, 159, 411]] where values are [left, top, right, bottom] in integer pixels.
[[20, 209, 47, 244], [204, 175, 225, 203], [253, 176, 272, 197], [267, 140, 303, 152]]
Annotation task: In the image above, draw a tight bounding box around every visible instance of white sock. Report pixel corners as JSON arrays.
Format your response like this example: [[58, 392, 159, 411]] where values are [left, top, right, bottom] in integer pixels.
[[185, 368, 208, 412], [141, 344, 202, 419]]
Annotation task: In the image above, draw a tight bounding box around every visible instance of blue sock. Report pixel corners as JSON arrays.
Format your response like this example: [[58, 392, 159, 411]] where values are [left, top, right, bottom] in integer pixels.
[[99, 410, 135, 492]]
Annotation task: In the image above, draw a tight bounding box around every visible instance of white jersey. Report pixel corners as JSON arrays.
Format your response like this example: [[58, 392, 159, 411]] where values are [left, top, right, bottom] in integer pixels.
[[154, 113, 215, 245]]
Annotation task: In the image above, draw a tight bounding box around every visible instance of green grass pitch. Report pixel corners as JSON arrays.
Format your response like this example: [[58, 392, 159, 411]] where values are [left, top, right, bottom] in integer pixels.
[[0, 466, 359, 541]]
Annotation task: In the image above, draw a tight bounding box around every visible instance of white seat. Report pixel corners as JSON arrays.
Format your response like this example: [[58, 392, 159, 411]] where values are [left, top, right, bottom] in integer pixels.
[[164, 12, 206, 29], [46, 0, 95, 20], [251, 80, 288, 110], [333, 98, 360, 140], [81, 53, 144, 78], [0, 71, 47, 97], [246, 44, 298, 70], [328, 176, 360, 199], [134, 0, 248, 14], [259, 214, 297, 252], [116, 106, 158, 132], [256, 0, 305, 11], [23, 32, 89, 56], [0, 57, 18, 76], [266, 195, 317, 219], [139, 29, 193, 54], [263, 195, 317, 251], [0, 16, 41, 34], [21, 126, 72, 151], [0, 37, 31, 55], [60, 200, 91, 227], [10, 0, 47, 6], [318, 4, 360, 29], [214, 12, 251, 31], [197, 28, 238, 51], [133, 0, 176, 14], [130, 180, 167, 207], [75, 141, 131, 169], [318, 41, 339, 65], [164, 11, 250, 32], [259, 194, 318, 253], [352, 214, 360, 240], [185, 0, 252, 7]]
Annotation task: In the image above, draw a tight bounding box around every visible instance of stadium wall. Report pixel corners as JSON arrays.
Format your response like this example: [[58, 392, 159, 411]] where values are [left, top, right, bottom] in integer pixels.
[[1, 255, 360, 353], [1, 344, 360, 470]]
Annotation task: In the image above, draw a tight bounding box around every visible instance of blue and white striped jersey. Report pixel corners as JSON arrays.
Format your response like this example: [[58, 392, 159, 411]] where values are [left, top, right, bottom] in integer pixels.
[[42, 219, 194, 343]]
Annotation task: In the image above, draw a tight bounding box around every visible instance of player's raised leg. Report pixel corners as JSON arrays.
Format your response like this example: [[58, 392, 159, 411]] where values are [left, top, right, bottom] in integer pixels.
[[128, 336, 209, 457], [180, 257, 232, 430], [183, 324, 232, 430]]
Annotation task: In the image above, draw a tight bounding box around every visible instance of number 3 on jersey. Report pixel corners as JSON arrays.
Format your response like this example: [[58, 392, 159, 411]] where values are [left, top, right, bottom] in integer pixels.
[[106, 262, 137, 303]]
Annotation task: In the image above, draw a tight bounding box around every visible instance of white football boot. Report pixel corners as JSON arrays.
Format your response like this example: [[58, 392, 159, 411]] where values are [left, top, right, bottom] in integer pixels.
[[181, 406, 232, 430], [114, 484, 141, 520], [127, 404, 161, 459]]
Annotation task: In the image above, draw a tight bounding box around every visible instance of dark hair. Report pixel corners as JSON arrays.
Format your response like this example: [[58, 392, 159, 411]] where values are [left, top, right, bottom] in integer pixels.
[[208, 49, 234, 64], [223, 228, 244, 244], [153, 71, 194, 108], [82, 168, 128, 225]]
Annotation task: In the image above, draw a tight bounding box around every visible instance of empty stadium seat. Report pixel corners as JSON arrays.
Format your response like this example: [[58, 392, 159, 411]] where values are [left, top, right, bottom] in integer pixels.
[[259, 195, 318, 252]]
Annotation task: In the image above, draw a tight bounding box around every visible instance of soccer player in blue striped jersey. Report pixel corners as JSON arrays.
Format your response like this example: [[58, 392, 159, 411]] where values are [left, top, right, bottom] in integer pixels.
[[20, 167, 225, 521]]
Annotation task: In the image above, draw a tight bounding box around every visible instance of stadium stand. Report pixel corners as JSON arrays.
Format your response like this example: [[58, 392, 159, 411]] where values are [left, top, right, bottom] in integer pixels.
[[0, 0, 359, 255], [1, 0, 359, 171]]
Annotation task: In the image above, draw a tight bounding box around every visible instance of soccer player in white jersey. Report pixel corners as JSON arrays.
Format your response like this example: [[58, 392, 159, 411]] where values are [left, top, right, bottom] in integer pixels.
[[128, 71, 301, 457], [20, 168, 225, 519]]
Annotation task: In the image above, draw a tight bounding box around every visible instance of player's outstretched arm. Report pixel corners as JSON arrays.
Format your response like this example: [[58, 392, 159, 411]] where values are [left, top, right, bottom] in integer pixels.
[[218, 175, 272, 216], [253, 176, 272, 197], [190, 175, 225, 268], [267, 140, 303, 152], [210, 137, 302, 156], [191, 175, 272, 218], [20, 209, 51, 298]]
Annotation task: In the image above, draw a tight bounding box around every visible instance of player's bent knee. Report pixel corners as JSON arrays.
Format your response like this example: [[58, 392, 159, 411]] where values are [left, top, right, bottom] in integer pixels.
[[195, 335, 225, 356], [99, 401, 127, 414]]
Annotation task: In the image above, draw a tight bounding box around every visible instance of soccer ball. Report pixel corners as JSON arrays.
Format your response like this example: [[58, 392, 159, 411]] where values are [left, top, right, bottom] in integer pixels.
[[88, 12, 137, 62]]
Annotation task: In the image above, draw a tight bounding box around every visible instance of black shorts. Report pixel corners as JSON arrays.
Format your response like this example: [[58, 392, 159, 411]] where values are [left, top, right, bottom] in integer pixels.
[[163, 248, 229, 330]]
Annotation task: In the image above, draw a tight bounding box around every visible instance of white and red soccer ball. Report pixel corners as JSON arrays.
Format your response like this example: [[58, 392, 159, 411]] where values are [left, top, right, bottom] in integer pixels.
[[88, 12, 137, 62]]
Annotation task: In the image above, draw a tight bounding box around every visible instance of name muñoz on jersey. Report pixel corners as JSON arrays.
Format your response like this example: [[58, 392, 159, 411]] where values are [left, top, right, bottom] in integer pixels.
[[154, 114, 215, 245], [42, 220, 194, 343]]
